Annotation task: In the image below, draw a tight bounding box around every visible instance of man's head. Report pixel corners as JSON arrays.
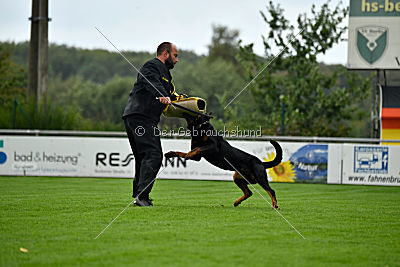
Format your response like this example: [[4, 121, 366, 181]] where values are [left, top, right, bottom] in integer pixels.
[[157, 42, 179, 69]]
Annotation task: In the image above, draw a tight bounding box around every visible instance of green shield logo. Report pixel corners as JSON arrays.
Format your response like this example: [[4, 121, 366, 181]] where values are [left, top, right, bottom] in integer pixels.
[[357, 26, 387, 65]]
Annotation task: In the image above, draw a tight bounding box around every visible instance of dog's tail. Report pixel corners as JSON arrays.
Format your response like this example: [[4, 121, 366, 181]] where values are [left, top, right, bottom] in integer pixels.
[[263, 140, 283, 169]]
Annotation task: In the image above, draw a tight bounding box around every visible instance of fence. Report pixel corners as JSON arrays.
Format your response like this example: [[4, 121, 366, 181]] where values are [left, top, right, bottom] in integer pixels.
[[3, 128, 400, 142]]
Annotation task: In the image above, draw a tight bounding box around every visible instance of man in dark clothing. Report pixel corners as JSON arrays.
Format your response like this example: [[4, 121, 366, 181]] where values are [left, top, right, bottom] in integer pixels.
[[122, 42, 179, 206]]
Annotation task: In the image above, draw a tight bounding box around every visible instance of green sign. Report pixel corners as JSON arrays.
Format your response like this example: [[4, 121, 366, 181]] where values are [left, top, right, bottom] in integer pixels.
[[350, 0, 400, 16]]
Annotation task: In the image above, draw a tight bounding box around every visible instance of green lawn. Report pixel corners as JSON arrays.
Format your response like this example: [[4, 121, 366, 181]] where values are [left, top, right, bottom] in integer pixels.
[[0, 176, 399, 266]]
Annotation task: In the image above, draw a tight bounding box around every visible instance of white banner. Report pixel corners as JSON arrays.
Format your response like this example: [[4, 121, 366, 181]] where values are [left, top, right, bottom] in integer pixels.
[[0, 136, 331, 183], [342, 144, 400, 186], [3, 136, 400, 186]]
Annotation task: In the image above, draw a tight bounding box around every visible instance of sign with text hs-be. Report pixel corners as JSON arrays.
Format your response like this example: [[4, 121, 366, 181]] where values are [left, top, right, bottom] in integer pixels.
[[347, 0, 400, 69]]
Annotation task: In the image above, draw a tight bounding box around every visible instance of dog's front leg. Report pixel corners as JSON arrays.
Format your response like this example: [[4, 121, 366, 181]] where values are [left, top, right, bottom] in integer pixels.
[[186, 143, 218, 159], [164, 151, 188, 159], [184, 147, 203, 159], [165, 144, 214, 160], [165, 147, 202, 160]]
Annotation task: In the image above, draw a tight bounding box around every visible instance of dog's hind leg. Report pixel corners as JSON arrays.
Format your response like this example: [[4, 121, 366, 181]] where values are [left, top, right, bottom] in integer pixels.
[[258, 179, 279, 209], [256, 177, 278, 209], [252, 161, 279, 209], [233, 172, 253, 207]]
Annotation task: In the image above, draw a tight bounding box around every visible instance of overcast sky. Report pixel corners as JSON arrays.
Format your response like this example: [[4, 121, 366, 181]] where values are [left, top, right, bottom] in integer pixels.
[[0, 0, 349, 64]]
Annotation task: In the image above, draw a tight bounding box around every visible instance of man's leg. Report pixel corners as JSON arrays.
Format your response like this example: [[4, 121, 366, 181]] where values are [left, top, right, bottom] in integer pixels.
[[134, 124, 162, 199], [132, 153, 142, 198], [124, 118, 142, 198], [136, 149, 162, 199], [125, 117, 162, 201]]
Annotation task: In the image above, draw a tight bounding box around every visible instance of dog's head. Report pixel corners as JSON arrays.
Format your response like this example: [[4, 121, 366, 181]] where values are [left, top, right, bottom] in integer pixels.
[[182, 112, 212, 129]]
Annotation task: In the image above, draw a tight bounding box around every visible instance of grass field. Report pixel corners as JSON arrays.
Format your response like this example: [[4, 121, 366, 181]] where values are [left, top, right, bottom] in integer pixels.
[[1, 176, 399, 266]]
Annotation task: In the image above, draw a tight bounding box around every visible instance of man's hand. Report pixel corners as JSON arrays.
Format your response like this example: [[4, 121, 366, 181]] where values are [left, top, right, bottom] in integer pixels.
[[159, 97, 171, 104]]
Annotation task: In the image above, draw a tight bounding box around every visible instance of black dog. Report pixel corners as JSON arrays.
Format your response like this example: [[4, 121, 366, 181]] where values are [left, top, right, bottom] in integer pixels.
[[165, 113, 283, 208]]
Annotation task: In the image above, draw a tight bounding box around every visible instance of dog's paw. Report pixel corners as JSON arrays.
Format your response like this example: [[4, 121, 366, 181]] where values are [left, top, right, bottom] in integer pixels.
[[164, 151, 176, 158]]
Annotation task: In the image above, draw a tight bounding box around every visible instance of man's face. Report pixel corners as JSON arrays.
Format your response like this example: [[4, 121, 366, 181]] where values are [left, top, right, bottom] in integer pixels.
[[165, 45, 179, 69]]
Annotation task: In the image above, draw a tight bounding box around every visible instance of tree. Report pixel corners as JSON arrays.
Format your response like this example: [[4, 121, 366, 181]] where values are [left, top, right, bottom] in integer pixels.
[[47, 75, 130, 130], [97, 76, 134, 125], [207, 24, 240, 66], [0, 43, 26, 106], [226, 1, 372, 137], [173, 57, 245, 121]]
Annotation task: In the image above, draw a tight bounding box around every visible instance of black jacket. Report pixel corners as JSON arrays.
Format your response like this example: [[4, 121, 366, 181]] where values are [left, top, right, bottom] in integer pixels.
[[122, 58, 175, 123]]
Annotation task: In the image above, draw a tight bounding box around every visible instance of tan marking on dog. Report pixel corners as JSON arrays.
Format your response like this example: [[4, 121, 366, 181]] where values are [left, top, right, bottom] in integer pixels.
[[185, 147, 201, 159], [266, 190, 278, 209], [233, 171, 244, 180]]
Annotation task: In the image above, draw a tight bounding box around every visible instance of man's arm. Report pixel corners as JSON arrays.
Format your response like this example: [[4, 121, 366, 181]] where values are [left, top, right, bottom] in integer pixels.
[[138, 62, 169, 98]]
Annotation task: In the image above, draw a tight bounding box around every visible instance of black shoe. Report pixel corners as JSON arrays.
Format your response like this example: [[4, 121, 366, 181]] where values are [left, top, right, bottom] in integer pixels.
[[134, 197, 153, 207]]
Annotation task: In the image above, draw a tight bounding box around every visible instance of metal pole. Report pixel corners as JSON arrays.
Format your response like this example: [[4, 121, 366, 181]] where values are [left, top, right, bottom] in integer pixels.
[[281, 99, 285, 136], [373, 70, 381, 138], [12, 98, 17, 129], [383, 69, 387, 87]]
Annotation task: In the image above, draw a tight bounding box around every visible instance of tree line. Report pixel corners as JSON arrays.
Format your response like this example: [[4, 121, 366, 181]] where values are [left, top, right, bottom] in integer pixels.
[[1, 1, 376, 137]]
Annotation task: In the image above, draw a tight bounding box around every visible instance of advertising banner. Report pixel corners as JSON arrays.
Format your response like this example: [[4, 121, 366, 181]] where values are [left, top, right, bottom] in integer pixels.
[[0, 136, 331, 183], [342, 144, 400, 186]]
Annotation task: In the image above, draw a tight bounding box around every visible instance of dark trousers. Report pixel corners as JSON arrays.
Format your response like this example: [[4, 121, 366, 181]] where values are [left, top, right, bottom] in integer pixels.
[[124, 115, 162, 199]]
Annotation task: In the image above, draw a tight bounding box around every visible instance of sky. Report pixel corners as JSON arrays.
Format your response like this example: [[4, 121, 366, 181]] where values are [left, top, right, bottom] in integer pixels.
[[0, 0, 349, 64]]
